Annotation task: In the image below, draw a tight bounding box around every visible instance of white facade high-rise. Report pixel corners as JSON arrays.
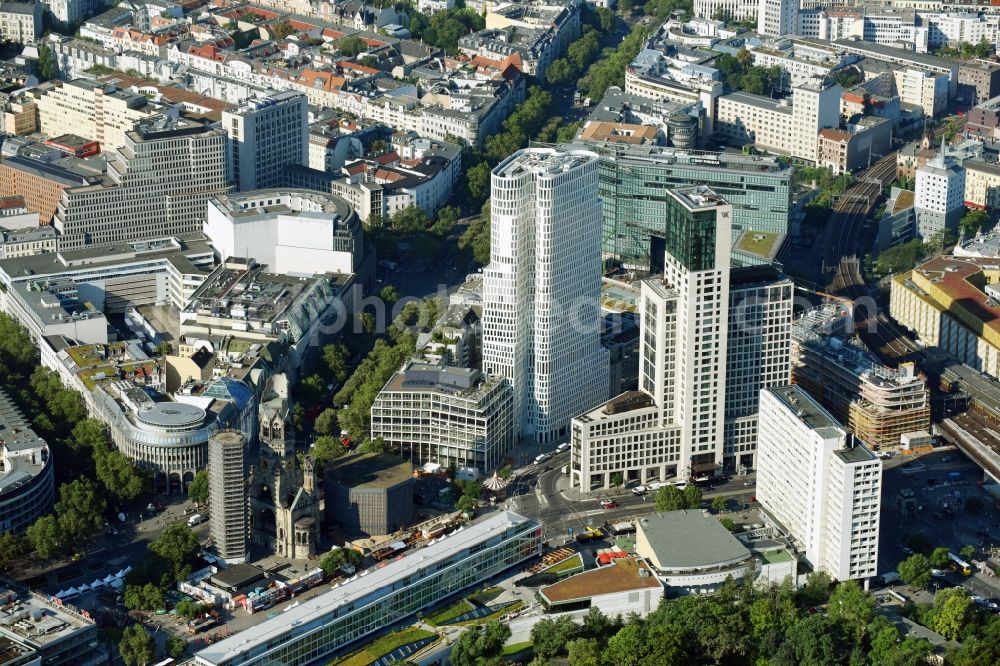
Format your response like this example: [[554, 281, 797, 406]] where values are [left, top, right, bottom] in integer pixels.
[[483, 148, 609, 443], [915, 140, 967, 239], [223, 91, 309, 192]]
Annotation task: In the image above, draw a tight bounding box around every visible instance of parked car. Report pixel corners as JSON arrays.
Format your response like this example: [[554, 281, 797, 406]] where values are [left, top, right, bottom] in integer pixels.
[[534, 453, 552, 465], [556, 442, 570, 453], [601, 499, 619, 509], [931, 569, 946, 578], [632, 486, 647, 496]]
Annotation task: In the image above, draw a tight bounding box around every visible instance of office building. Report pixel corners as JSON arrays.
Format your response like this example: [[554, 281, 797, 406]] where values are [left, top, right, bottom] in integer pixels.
[[208, 430, 248, 564], [723, 266, 794, 472], [914, 141, 966, 239], [224, 92, 309, 192], [757, 385, 881, 582], [539, 558, 663, 616], [571, 187, 732, 490], [571, 142, 792, 270], [323, 453, 413, 536], [967, 94, 1000, 136], [2, 278, 109, 349], [715, 79, 842, 163], [54, 115, 230, 251], [959, 59, 1000, 105], [0, 387, 54, 534], [792, 304, 931, 450], [692, 0, 758, 22], [0, 2, 40, 43], [757, 0, 798, 37], [890, 255, 1000, 378], [827, 39, 958, 99], [194, 511, 542, 666], [483, 148, 609, 443], [204, 189, 364, 276], [893, 67, 949, 117], [0, 154, 103, 224], [370, 361, 515, 472], [33, 79, 156, 154], [0, 579, 102, 666]]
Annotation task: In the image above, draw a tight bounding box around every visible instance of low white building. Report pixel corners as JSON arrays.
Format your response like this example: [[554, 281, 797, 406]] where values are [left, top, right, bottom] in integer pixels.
[[539, 558, 663, 616], [204, 190, 363, 277], [756, 385, 881, 583]]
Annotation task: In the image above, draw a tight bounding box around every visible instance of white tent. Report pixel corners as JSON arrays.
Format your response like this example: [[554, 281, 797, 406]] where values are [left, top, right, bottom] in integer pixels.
[[61, 587, 79, 597], [110, 579, 124, 589], [103, 574, 116, 584], [91, 578, 104, 588], [76, 583, 90, 592], [54, 589, 67, 598]]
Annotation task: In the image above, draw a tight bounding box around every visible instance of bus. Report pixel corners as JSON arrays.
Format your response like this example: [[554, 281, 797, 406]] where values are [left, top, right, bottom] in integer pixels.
[[948, 552, 972, 575]]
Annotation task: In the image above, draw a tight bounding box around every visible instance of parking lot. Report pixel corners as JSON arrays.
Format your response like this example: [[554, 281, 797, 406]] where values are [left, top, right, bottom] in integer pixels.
[[879, 448, 1000, 591]]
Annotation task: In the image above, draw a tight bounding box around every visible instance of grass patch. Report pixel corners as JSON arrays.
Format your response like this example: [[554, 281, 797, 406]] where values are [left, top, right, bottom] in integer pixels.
[[502, 640, 533, 656], [468, 586, 503, 604], [452, 600, 524, 626], [424, 598, 472, 626], [542, 553, 583, 575], [330, 627, 438, 666]]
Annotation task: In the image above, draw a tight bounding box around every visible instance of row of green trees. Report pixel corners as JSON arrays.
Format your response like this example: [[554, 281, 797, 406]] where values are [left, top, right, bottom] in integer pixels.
[[451, 576, 941, 666], [716, 50, 784, 97], [0, 313, 148, 568]]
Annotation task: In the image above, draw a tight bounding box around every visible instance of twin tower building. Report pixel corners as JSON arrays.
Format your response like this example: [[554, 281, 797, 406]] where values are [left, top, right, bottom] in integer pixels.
[[482, 148, 794, 490]]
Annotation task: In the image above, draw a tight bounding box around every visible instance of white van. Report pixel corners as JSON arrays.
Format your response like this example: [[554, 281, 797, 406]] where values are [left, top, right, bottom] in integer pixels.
[[534, 453, 552, 465], [187, 513, 207, 527], [556, 442, 570, 453]]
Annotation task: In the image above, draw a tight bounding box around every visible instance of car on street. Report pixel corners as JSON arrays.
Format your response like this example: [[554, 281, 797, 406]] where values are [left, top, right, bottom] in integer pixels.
[[648, 481, 666, 491], [556, 442, 570, 453], [902, 547, 914, 555], [632, 486, 647, 495], [743, 481, 753, 487], [534, 453, 552, 465], [931, 569, 946, 578], [601, 499, 619, 509]]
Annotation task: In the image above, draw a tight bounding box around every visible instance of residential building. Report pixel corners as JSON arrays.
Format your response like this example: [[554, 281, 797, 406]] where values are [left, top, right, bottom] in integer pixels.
[[53, 115, 230, 251], [33, 79, 158, 154], [922, 11, 1000, 51], [193, 511, 542, 666], [0, 387, 54, 534], [208, 430, 248, 564], [2, 277, 109, 349], [483, 148, 609, 443], [204, 189, 364, 277], [827, 39, 958, 99], [46, 0, 103, 25], [623, 47, 723, 133], [4, 98, 36, 136], [757, 0, 798, 37], [914, 141, 966, 239], [750, 39, 859, 90], [571, 187, 732, 490], [964, 158, 1000, 209], [0, 579, 102, 666], [723, 266, 794, 473], [570, 142, 792, 270], [0, 154, 103, 224], [792, 304, 931, 450], [815, 117, 893, 175], [959, 59, 1000, 104], [692, 0, 758, 22], [860, 8, 925, 50], [223, 92, 309, 192], [323, 453, 413, 536], [890, 255, 1000, 378], [967, 94, 1000, 136], [371, 361, 514, 472], [893, 67, 949, 116], [0, 2, 40, 44], [795, 8, 863, 41], [756, 385, 882, 582], [0, 224, 57, 259], [49, 37, 117, 80], [715, 78, 842, 163]]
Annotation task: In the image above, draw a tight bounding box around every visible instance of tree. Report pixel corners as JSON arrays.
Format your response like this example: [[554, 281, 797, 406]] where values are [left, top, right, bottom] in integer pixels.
[[655, 485, 685, 511], [0, 533, 26, 571], [682, 484, 702, 509], [449, 621, 510, 666], [602, 621, 647, 666], [898, 553, 932, 589], [827, 580, 875, 643], [431, 205, 460, 236], [711, 496, 728, 513], [390, 205, 428, 233], [270, 22, 296, 39], [930, 587, 972, 640], [71, 419, 110, 453], [55, 478, 106, 546], [338, 36, 367, 57], [187, 470, 209, 506], [314, 408, 339, 436], [26, 515, 62, 559], [458, 209, 490, 266], [149, 524, 200, 582], [456, 494, 477, 514], [566, 637, 601, 666], [38, 44, 57, 81], [123, 584, 164, 612], [174, 598, 206, 620], [154, 341, 172, 356], [497, 464, 512, 480], [94, 447, 147, 500], [379, 285, 401, 305], [359, 311, 377, 334], [875, 239, 924, 276], [466, 161, 491, 204], [165, 636, 186, 660], [960, 544, 976, 562], [720, 517, 736, 531], [322, 343, 350, 382], [930, 547, 951, 568], [797, 572, 833, 607], [319, 547, 363, 576], [358, 436, 387, 454], [960, 208, 990, 237], [531, 616, 579, 660], [119, 624, 156, 666], [311, 435, 346, 466]]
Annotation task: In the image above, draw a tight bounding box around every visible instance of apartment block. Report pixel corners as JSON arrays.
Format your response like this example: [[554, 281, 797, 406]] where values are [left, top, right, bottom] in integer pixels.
[[0, 2, 41, 44], [715, 78, 842, 163], [914, 143, 966, 239], [483, 148, 609, 443], [757, 385, 881, 582], [571, 187, 732, 490], [964, 158, 1000, 209], [893, 67, 949, 117], [223, 92, 309, 192], [53, 115, 230, 250], [959, 59, 1000, 104], [692, 0, 758, 22], [33, 79, 157, 153], [370, 361, 515, 472], [208, 430, 248, 564], [757, 0, 798, 37]]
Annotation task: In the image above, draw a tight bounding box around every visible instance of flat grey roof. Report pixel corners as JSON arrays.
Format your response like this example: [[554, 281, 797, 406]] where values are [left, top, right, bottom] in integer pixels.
[[637, 511, 750, 568], [135, 402, 207, 428], [721, 90, 790, 114], [767, 384, 842, 433], [195, 511, 536, 665], [829, 38, 956, 71], [325, 452, 412, 489]]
